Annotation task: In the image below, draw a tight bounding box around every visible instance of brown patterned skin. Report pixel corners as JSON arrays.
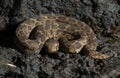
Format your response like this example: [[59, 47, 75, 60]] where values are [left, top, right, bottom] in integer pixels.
[[15, 14, 109, 59]]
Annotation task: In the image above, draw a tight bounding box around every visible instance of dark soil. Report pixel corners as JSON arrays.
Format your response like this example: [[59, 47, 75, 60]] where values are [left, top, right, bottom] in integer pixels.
[[0, 0, 120, 78]]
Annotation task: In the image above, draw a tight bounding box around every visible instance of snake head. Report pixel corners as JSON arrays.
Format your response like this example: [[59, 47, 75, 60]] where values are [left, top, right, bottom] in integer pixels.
[[44, 38, 59, 53]]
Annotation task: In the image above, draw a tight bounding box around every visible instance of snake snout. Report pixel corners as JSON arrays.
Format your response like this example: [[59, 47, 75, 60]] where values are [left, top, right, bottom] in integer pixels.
[[44, 38, 59, 53]]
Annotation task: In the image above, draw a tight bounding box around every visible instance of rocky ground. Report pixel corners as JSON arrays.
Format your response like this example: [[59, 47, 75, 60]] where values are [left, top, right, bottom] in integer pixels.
[[0, 0, 120, 78]]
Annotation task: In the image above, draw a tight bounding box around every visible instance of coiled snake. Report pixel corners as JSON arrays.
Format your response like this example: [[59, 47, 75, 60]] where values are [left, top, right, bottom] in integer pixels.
[[15, 14, 109, 59]]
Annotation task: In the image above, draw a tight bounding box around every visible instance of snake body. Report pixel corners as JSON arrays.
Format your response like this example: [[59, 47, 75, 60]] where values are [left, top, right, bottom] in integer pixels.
[[15, 14, 109, 59]]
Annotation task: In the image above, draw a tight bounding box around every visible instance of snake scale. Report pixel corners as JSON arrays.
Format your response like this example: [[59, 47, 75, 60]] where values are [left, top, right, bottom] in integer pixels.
[[15, 14, 109, 59]]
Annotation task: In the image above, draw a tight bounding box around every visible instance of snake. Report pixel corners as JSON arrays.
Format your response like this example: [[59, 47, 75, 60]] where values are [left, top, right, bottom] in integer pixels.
[[15, 14, 109, 59]]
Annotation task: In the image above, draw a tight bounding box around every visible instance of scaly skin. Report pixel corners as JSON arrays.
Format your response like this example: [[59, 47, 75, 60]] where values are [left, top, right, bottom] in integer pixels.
[[15, 14, 109, 59]]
